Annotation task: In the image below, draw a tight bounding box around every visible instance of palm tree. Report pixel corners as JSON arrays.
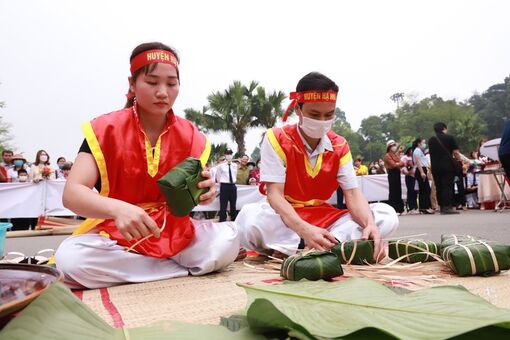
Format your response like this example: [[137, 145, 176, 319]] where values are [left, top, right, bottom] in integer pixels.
[[185, 81, 286, 155]]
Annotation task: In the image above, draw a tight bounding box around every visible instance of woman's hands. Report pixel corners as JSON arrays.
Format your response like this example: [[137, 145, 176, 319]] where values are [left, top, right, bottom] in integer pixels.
[[112, 202, 161, 241], [197, 170, 216, 205]]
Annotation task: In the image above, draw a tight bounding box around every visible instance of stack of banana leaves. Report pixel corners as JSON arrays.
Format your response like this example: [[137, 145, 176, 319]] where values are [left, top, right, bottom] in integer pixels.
[[440, 234, 510, 277], [388, 239, 439, 263], [330, 240, 376, 265], [4, 280, 510, 339], [280, 250, 343, 281], [156, 157, 208, 217]]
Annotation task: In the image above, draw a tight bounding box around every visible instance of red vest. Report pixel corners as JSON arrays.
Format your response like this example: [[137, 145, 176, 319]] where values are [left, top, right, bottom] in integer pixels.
[[74, 107, 210, 258], [267, 124, 352, 228]]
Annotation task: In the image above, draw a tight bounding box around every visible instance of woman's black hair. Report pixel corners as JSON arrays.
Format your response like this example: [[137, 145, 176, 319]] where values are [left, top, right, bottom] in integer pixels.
[[295, 72, 339, 109], [411, 138, 422, 152], [433, 122, 447, 134], [125, 42, 180, 108]]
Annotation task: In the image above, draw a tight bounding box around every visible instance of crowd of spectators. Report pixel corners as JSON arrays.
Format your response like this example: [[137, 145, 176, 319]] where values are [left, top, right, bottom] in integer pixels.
[[351, 128, 501, 215], [0, 149, 73, 183]]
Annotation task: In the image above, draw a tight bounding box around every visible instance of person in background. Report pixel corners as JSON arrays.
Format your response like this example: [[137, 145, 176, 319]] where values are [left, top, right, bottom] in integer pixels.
[[236, 154, 250, 185], [61, 162, 73, 179], [55, 157, 67, 179], [215, 148, 238, 221], [0, 163, 7, 182], [248, 159, 261, 185], [498, 119, 510, 183], [30, 149, 55, 182], [209, 155, 225, 183], [1, 150, 14, 173], [412, 138, 435, 214], [428, 122, 470, 215], [354, 158, 368, 176], [383, 140, 404, 215], [376, 159, 386, 174], [7, 154, 28, 182], [401, 147, 418, 214], [368, 161, 378, 175]]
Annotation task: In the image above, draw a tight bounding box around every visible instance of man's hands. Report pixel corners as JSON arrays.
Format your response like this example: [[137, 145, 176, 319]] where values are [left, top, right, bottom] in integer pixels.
[[361, 223, 386, 262], [298, 223, 338, 251], [197, 170, 216, 205], [113, 202, 160, 242]]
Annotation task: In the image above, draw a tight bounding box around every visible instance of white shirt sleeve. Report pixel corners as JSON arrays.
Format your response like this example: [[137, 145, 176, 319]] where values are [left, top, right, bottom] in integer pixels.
[[337, 158, 358, 190], [260, 134, 286, 183]]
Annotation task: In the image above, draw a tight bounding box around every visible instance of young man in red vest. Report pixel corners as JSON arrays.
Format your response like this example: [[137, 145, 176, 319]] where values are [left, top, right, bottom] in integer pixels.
[[237, 72, 398, 260]]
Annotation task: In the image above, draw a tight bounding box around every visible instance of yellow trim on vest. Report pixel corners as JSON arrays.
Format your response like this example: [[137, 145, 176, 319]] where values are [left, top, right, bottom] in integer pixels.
[[145, 136, 162, 177], [339, 151, 352, 167], [82, 122, 110, 196], [74, 123, 111, 236], [73, 217, 105, 235], [200, 139, 212, 168], [72, 202, 166, 236], [267, 129, 287, 165], [285, 195, 325, 208], [304, 153, 323, 178]]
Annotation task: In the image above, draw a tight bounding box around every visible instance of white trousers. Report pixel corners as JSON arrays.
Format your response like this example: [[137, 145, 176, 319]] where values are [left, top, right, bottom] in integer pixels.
[[55, 220, 239, 289], [236, 202, 399, 256]]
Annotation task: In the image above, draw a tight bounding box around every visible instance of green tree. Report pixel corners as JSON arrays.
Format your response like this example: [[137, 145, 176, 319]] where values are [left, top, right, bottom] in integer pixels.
[[185, 81, 285, 155], [0, 99, 13, 153], [331, 108, 361, 158], [469, 76, 510, 139], [395, 95, 485, 152], [208, 143, 228, 165]]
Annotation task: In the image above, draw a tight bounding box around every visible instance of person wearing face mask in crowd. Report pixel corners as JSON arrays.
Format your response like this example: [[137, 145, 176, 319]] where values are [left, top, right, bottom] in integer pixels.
[[30, 149, 55, 182], [215, 149, 238, 222], [7, 154, 28, 182], [55, 157, 67, 179], [236, 72, 398, 260], [383, 140, 405, 215], [412, 138, 435, 214], [376, 159, 386, 174]]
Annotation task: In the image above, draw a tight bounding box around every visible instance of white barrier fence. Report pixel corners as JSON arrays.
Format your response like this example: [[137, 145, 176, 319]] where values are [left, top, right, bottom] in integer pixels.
[[0, 174, 406, 218]]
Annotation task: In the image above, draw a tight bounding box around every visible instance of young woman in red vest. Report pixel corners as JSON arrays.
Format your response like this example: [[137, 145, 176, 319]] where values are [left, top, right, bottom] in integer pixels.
[[55, 42, 239, 289], [236, 72, 398, 260]]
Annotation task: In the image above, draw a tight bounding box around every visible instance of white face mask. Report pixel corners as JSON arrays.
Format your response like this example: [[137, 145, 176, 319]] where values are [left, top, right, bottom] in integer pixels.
[[299, 116, 335, 139], [19, 176, 28, 182], [225, 155, 233, 161], [40, 155, 48, 162], [390, 146, 397, 153]]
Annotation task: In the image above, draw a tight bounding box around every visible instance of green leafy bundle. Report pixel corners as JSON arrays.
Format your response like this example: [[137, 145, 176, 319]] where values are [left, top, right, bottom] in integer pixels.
[[157, 157, 208, 217], [330, 240, 375, 265], [442, 241, 510, 276], [280, 251, 343, 281], [388, 239, 439, 263]]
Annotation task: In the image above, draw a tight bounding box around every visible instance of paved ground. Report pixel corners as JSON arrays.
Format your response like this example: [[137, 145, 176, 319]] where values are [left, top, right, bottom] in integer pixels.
[[4, 209, 509, 256]]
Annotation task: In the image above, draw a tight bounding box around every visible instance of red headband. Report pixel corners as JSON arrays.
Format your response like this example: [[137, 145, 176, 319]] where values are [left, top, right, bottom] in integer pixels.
[[130, 49, 179, 75], [282, 90, 338, 122]]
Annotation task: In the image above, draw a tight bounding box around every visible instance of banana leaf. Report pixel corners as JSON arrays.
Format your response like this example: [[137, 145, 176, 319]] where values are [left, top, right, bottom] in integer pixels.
[[0, 282, 262, 340], [156, 157, 208, 217], [281, 251, 343, 281], [442, 241, 510, 276], [238, 278, 510, 339], [388, 239, 439, 263], [330, 240, 375, 265], [440, 234, 480, 254]]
